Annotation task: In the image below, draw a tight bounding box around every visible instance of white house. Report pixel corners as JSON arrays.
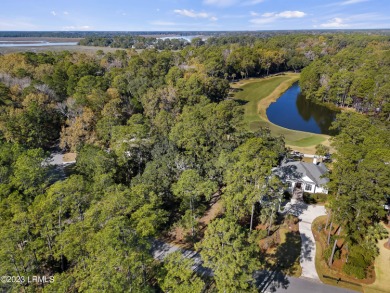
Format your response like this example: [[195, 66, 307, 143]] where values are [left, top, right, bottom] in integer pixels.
[[275, 160, 329, 200]]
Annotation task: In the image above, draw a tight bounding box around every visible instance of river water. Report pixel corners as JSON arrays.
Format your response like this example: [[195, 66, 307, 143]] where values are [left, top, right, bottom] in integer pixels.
[[266, 83, 339, 135], [0, 41, 78, 47]]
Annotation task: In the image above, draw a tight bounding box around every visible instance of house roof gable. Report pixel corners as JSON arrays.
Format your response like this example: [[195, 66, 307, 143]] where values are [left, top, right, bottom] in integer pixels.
[[278, 161, 329, 186]]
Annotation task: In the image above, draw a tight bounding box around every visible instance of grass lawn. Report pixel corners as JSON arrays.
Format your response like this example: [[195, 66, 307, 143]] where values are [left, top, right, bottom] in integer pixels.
[[363, 224, 390, 293], [276, 227, 302, 277], [232, 73, 331, 154], [262, 221, 302, 278]]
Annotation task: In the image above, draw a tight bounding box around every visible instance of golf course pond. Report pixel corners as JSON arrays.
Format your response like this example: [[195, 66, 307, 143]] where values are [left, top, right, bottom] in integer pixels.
[[266, 82, 339, 135]]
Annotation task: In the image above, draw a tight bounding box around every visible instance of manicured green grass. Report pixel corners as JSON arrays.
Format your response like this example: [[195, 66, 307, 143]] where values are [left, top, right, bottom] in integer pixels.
[[277, 227, 302, 277], [232, 74, 330, 153], [291, 136, 327, 147], [363, 224, 390, 293], [233, 76, 290, 127], [263, 226, 302, 278]]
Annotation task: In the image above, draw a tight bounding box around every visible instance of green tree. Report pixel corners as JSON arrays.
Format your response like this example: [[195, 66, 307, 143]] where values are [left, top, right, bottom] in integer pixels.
[[1, 93, 62, 148], [128, 184, 168, 237], [10, 148, 48, 196], [0, 192, 37, 291], [169, 100, 244, 176], [29, 175, 91, 272], [172, 169, 217, 236], [96, 97, 124, 146], [223, 137, 282, 230], [76, 144, 116, 189], [0, 82, 11, 105], [326, 112, 390, 269], [196, 218, 259, 292], [110, 114, 152, 182], [315, 144, 330, 161], [159, 251, 205, 293]]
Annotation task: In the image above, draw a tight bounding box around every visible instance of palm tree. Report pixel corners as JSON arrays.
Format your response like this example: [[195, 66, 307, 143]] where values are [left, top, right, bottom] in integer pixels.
[[365, 224, 388, 244]]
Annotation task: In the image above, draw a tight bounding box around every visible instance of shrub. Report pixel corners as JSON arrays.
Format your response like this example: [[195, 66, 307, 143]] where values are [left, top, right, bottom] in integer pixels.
[[334, 248, 341, 260], [257, 229, 268, 240], [343, 263, 366, 279], [285, 214, 298, 225], [342, 244, 375, 279], [323, 246, 333, 260], [323, 246, 340, 264], [312, 193, 328, 203], [303, 192, 314, 204], [303, 192, 328, 204], [283, 190, 291, 200]]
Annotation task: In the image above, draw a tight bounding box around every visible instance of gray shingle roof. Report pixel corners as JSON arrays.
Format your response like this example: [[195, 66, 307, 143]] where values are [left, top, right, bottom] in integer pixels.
[[278, 161, 329, 186]]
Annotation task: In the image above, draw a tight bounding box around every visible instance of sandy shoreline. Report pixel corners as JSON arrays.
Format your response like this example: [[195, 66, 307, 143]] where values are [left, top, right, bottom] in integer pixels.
[[256, 73, 300, 122]]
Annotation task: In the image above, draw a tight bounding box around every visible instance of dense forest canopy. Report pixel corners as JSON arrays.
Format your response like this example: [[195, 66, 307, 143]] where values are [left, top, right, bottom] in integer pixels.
[[0, 32, 389, 291], [300, 41, 390, 118]]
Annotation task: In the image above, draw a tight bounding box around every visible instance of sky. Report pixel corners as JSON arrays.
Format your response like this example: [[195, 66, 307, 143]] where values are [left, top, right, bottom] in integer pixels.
[[0, 0, 389, 31]]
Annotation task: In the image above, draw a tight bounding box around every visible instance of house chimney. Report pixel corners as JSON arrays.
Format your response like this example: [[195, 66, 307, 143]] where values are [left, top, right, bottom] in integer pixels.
[[313, 157, 318, 165]]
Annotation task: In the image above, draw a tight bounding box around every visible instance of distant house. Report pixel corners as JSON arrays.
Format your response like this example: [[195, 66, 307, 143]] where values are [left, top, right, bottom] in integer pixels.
[[274, 160, 329, 200]]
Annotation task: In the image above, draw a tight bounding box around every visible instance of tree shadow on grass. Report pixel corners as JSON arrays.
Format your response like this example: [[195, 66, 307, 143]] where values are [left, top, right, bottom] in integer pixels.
[[250, 121, 263, 131], [273, 231, 302, 275], [254, 231, 301, 292], [230, 87, 244, 92], [232, 98, 249, 105]]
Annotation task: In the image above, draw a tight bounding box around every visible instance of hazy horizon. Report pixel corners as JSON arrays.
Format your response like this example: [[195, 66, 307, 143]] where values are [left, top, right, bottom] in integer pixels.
[[1, 0, 389, 31]]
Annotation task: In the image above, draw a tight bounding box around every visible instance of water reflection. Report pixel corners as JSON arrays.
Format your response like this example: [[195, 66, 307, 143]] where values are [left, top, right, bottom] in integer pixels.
[[266, 83, 339, 135]]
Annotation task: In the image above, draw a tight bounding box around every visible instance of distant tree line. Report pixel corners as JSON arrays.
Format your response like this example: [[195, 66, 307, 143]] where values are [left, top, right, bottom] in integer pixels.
[[300, 39, 390, 120], [79, 35, 190, 50]]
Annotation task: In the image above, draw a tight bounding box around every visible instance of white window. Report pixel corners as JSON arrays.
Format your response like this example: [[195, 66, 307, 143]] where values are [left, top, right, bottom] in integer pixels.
[[305, 184, 312, 191]]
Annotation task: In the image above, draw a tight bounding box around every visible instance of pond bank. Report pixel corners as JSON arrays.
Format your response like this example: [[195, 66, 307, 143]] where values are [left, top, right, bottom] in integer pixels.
[[232, 73, 332, 154], [266, 83, 339, 135], [257, 75, 299, 123]]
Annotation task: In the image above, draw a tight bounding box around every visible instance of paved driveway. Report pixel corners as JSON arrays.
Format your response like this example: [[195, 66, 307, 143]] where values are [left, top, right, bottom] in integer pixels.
[[283, 199, 326, 280]]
